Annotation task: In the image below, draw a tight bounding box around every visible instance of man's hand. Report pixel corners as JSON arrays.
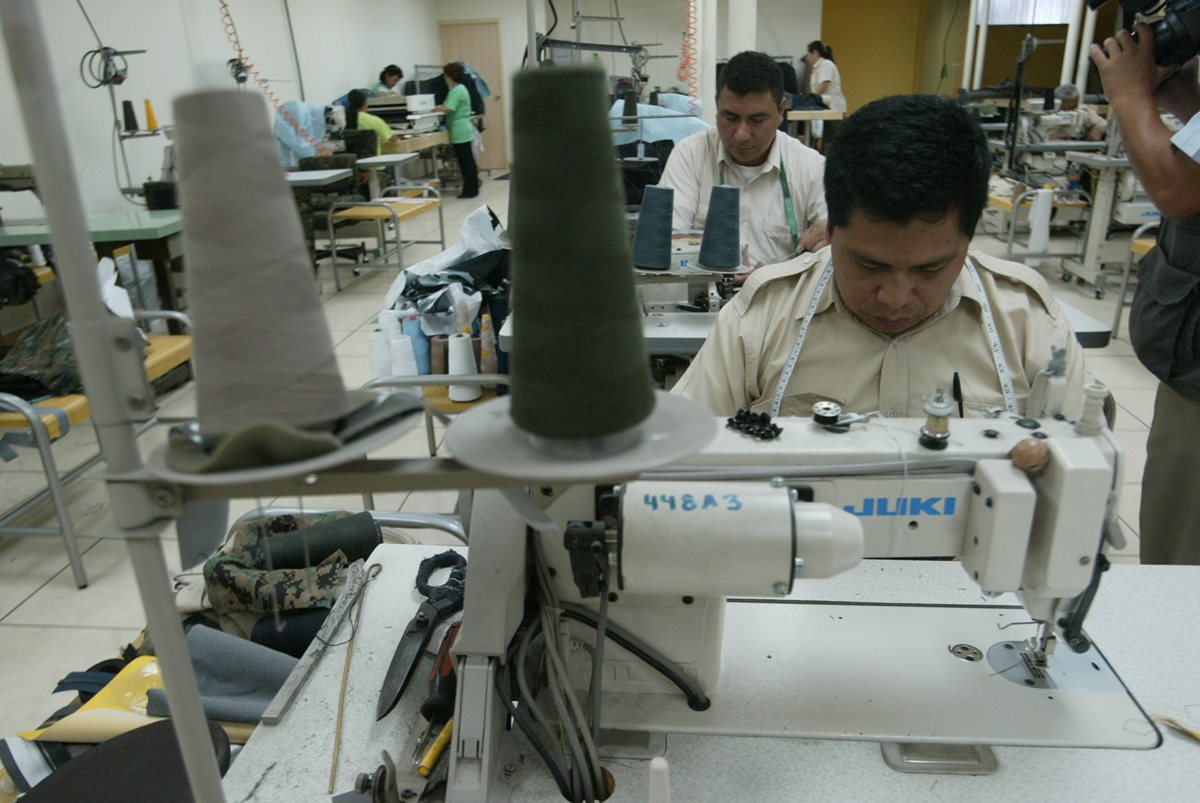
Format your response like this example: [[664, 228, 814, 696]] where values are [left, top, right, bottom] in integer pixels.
[[800, 219, 830, 252], [1090, 25, 1175, 106]]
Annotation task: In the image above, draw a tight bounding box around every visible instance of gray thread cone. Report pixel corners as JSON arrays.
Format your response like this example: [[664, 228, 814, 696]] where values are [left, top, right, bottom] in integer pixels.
[[174, 90, 350, 438], [698, 184, 741, 271], [632, 185, 674, 270], [509, 66, 655, 440]]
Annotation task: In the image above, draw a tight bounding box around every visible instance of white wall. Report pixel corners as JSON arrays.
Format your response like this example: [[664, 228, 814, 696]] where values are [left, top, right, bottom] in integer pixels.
[[755, 0, 822, 65], [551, 0, 822, 94], [0, 0, 441, 218]]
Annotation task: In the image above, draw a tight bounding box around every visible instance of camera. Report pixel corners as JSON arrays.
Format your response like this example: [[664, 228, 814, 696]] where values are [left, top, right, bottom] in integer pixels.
[[1088, 0, 1200, 65]]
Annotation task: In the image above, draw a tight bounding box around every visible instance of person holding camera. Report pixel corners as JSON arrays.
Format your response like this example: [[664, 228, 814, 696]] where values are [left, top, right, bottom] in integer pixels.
[[1091, 27, 1200, 564]]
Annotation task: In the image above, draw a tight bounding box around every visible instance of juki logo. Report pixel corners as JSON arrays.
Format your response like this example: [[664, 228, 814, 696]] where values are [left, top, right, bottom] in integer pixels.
[[843, 497, 958, 517]]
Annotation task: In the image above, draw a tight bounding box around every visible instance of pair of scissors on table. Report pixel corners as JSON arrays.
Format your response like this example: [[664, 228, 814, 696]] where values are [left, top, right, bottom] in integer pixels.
[[376, 550, 467, 721]]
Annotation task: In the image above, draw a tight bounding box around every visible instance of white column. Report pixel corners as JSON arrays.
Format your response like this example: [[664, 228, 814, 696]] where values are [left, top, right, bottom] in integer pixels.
[[1061, 0, 1085, 86], [962, 0, 980, 92], [972, 0, 992, 90], [727, 0, 757, 56], [698, 0, 718, 125], [1074, 5, 1099, 93]]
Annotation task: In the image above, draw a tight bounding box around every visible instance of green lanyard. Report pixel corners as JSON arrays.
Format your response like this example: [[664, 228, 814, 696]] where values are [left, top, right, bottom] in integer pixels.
[[718, 157, 801, 254]]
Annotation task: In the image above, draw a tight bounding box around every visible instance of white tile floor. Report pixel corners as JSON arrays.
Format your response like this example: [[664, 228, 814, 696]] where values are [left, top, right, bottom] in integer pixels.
[[0, 175, 1159, 738]]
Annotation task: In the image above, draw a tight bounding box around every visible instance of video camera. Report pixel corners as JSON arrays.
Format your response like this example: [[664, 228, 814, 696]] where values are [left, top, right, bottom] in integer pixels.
[[1088, 0, 1200, 65]]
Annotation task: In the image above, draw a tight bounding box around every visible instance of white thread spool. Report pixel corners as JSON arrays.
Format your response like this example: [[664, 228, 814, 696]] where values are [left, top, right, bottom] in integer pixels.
[[1026, 189, 1054, 266], [368, 329, 391, 380], [447, 332, 481, 402], [389, 333, 418, 377], [378, 308, 402, 340]]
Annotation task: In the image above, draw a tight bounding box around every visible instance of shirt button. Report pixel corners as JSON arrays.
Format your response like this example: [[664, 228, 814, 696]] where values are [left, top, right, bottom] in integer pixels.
[[802, 253, 815, 265], [885, 410, 897, 418]]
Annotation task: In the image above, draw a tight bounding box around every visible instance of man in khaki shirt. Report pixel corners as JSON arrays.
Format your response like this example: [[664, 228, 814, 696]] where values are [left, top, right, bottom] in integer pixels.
[[1050, 84, 1108, 141], [660, 50, 828, 267], [674, 95, 1086, 420]]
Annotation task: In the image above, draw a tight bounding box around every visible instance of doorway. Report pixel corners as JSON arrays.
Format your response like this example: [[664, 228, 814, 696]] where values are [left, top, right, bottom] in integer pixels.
[[439, 20, 507, 173]]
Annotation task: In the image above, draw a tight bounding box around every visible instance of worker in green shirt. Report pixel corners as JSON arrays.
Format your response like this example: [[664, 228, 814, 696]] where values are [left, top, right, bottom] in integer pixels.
[[434, 62, 480, 198], [347, 89, 396, 156]]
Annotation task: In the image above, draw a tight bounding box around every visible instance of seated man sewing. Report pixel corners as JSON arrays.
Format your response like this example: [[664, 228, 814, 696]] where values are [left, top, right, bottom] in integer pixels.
[[673, 95, 1087, 419], [1049, 84, 1108, 141], [660, 50, 828, 269]]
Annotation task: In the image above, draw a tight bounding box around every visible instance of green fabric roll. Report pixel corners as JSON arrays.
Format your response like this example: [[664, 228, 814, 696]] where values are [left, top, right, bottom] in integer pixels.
[[262, 510, 381, 569], [509, 66, 655, 439]]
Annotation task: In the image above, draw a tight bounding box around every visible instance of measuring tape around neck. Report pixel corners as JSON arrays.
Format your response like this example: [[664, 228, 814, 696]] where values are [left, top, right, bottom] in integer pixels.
[[770, 260, 835, 416], [965, 257, 1020, 415], [769, 257, 1020, 417]]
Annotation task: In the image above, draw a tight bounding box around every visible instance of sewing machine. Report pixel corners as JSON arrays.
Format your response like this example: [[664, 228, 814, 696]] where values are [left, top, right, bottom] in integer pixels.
[[441, 389, 1157, 801]]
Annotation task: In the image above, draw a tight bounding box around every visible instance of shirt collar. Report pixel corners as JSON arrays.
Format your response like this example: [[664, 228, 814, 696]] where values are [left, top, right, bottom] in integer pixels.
[[807, 253, 980, 331]]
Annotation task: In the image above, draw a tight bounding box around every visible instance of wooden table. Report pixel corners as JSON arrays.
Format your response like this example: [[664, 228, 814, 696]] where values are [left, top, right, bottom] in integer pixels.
[[382, 131, 450, 182], [786, 109, 844, 147]]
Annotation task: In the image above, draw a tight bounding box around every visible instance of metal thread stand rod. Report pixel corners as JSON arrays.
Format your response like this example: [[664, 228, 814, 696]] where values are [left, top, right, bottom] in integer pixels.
[[0, 2, 226, 800]]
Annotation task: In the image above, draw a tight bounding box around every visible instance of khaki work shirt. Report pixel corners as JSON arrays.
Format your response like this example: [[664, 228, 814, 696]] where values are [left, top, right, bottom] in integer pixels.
[[659, 127, 826, 265], [673, 248, 1087, 419]]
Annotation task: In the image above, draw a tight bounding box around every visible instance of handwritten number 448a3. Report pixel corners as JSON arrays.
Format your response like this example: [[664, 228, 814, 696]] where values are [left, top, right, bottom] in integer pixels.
[[642, 494, 742, 512]]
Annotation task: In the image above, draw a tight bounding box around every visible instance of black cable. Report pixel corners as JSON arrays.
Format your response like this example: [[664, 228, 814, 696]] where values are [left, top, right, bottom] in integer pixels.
[[495, 628, 573, 799], [935, 0, 962, 95], [559, 603, 711, 711]]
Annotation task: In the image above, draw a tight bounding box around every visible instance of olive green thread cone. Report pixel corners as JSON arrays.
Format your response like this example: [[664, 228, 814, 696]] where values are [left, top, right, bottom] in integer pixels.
[[509, 66, 655, 440]]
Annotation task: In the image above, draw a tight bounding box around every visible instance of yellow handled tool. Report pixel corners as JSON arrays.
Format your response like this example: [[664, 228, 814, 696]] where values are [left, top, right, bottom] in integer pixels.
[[418, 717, 454, 776]]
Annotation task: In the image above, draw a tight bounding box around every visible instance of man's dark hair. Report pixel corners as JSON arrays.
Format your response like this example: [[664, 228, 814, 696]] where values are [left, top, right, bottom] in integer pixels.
[[444, 61, 467, 83], [824, 95, 989, 237], [379, 64, 404, 84], [716, 50, 783, 104]]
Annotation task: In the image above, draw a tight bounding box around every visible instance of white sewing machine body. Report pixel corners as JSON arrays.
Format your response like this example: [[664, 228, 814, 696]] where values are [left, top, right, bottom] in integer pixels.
[[446, 414, 1155, 801]]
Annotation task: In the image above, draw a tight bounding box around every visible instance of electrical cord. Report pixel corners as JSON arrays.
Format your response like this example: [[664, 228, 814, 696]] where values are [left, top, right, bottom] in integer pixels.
[[495, 645, 573, 798], [515, 625, 570, 781], [935, 0, 962, 96], [217, 0, 328, 156], [559, 603, 711, 712]]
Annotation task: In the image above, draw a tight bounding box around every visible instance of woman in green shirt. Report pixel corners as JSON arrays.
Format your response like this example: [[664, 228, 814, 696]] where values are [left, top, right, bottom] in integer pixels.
[[434, 62, 479, 198], [347, 89, 396, 156]]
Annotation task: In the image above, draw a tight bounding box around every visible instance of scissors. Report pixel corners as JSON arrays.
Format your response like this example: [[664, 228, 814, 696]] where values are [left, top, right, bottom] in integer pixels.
[[376, 550, 467, 721]]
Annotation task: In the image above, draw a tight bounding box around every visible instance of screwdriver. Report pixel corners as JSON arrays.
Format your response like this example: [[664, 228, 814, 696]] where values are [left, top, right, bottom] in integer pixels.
[[411, 621, 461, 762], [422, 621, 461, 722]]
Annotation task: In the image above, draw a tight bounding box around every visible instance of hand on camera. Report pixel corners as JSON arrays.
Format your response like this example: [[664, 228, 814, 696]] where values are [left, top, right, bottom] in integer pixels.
[[1090, 25, 1171, 104]]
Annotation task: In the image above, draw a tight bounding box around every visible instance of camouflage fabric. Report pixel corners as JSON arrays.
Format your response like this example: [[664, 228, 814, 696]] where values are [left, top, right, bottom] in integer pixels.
[[204, 511, 355, 616], [0, 312, 82, 400]]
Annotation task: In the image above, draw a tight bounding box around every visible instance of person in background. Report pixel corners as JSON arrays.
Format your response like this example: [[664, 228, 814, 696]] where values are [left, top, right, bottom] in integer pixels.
[[1091, 28, 1200, 565], [434, 61, 480, 199], [660, 50, 828, 272], [802, 40, 845, 146], [673, 95, 1085, 421], [346, 89, 396, 155], [374, 65, 404, 95], [804, 40, 846, 112], [1051, 83, 1107, 141]]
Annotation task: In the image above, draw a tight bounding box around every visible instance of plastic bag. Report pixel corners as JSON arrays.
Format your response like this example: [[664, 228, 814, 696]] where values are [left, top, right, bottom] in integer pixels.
[[382, 204, 503, 310]]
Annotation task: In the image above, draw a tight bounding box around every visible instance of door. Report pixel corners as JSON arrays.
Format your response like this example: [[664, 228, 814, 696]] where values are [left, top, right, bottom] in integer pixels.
[[439, 21, 507, 172]]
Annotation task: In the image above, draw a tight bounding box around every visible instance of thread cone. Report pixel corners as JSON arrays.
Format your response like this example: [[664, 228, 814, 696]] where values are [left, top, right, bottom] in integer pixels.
[[174, 90, 350, 438], [509, 66, 654, 440]]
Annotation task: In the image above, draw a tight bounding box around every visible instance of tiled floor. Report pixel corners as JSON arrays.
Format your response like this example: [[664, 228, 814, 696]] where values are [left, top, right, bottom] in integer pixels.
[[0, 175, 1159, 738]]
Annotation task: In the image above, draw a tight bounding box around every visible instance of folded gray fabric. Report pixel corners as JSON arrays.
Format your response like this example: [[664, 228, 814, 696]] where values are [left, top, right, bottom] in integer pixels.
[[146, 625, 297, 723]]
